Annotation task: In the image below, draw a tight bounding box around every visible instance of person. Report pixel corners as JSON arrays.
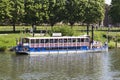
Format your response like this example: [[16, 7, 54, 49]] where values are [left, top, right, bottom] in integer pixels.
[[30, 27, 33, 33], [104, 41, 108, 46]]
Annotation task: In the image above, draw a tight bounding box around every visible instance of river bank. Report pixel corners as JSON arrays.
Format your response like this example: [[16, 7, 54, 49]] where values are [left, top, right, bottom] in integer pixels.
[[0, 33, 119, 52], [0, 26, 120, 51]]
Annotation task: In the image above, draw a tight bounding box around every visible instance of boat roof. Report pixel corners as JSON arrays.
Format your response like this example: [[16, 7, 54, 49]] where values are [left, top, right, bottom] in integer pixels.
[[23, 35, 90, 40]]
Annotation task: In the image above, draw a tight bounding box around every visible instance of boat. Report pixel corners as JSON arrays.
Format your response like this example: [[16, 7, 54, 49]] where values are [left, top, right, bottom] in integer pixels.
[[15, 35, 108, 55]]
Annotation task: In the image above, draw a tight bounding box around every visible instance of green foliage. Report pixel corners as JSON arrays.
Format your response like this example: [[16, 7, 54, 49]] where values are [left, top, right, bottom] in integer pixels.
[[24, 0, 38, 25], [0, 0, 105, 27], [84, 0, 105, 24], [64, 0, 86, 26], [108, 41, 115, 49], [50, 26, 74, 36], [0, 34, 18, 47], [94, 31, 106, 42], [0, 46, 7, 51], [0, 0, 11, 23], [10, 0, 24, 31], [109, 0, 120, 24], [0, 33, 31, 51], [116, 34, 120, 42], [47, 0, 65, 26], [10, 0, 24, 23]]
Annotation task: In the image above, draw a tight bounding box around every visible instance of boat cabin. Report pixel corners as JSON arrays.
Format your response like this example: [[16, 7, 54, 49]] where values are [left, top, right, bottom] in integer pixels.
[[17, 36, 90, 52]]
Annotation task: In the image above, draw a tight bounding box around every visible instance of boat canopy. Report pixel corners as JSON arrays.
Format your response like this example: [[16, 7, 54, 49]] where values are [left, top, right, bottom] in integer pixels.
[[24, 36, 90, 40], [21, 36, 90, 44]]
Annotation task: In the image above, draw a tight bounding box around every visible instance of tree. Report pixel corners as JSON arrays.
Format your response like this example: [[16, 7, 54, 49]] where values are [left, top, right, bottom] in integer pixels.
[[0, 0, 11, 25], [24, 0, 38, 26], [36, 0, 49, 24], [84, 0, 105, 35], [47, 0, 65, 27], [64, 0, 86, 27], [10, 0, 24, 32], [109, 0, 120, 26], [103, 4, 110, 27]]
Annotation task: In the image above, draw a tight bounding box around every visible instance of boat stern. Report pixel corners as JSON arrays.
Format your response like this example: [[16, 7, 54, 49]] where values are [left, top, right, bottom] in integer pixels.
[[15, 45, 30, 54]]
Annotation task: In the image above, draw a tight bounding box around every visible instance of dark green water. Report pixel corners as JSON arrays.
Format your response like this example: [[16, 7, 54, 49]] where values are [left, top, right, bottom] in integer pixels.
[[0, 49, 120, 80]]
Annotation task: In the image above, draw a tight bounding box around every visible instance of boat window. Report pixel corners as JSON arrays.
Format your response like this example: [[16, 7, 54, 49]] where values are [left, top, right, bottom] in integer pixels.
[[40, 39, 44, 43], [68, 39, 71, 42], [84, 38, 89, 42], [72, 38, 76, 42], [55, 39, 58, 43], [53, 39, 56, 43], [81, 38, 84, 42], [36, 39, 39, 43], [22, 38, 29, 43], [64, 39, 67, 43], [31, 39, 34, 43], [45, 39, 49, 43], [50, 39, 54, 43], [59, 39, 63, 43], [77, 38, 80, 42]]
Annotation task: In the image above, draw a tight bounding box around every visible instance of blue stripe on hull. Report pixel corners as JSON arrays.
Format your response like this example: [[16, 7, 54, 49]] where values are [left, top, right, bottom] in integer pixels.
[[29, 46, 88, 52], [16, 46, 108, 54], [16, 46, 109, 53], [16, 46, 88, 52]]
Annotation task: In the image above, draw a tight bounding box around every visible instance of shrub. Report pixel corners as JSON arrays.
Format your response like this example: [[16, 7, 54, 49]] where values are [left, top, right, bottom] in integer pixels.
[[50, 26, 74, 36], [116, 34, 120, 42], [0, 46, 7, 51], [108, 41, 115, 49], [94, 31, 106, 42]]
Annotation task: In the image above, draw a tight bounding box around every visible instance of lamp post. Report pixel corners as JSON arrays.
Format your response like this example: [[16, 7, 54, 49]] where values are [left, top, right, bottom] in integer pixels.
[[91, 25, 94, 43]]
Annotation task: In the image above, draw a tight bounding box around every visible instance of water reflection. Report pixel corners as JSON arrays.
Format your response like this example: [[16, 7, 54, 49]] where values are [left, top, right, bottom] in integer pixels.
[[0, 50, 119, 80], [11, 53, 108, 80], [0, 53, 12, 79], [110, 49, 120, 79]]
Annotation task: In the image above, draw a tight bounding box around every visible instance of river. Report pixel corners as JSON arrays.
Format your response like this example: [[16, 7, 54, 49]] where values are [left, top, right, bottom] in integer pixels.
[[0, 49, 120, 80]]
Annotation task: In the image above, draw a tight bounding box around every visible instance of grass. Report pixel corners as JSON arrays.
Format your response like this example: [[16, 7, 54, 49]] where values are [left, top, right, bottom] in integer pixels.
[[0, 25, 120, 51], [0, 33, 31, 51]]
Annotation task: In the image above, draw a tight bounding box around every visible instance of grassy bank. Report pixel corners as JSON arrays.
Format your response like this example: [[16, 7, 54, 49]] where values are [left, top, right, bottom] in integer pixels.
[[0, 26, 120, 51], [0, 33, 31, 51]]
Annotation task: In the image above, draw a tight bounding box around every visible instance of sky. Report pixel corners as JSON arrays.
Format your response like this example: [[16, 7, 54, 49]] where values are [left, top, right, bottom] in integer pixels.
[[105, 0, 111, 5]]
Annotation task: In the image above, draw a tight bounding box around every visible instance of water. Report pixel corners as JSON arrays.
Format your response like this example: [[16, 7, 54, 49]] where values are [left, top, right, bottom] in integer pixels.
[[0, 50, 120, 80]]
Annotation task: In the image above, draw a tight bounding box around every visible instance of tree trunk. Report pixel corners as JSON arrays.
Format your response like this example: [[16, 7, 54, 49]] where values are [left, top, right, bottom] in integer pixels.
[[13, 23, 16, 32], [108, 27, 110, 43], [70, 22, 74, 29], [87, 24, 89, 35], [115, 36, 118, 48], [32, 24, 35, 37], [51, 23, 54, 30], [91, 25, 94, 43]]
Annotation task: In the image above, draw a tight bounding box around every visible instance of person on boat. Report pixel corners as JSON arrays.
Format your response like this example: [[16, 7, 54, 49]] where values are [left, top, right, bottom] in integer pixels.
[[30, 27, 33, 33], [91, 40, 102, 49], [104, 41, 108, 46], [90, 39, 94, 49]]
